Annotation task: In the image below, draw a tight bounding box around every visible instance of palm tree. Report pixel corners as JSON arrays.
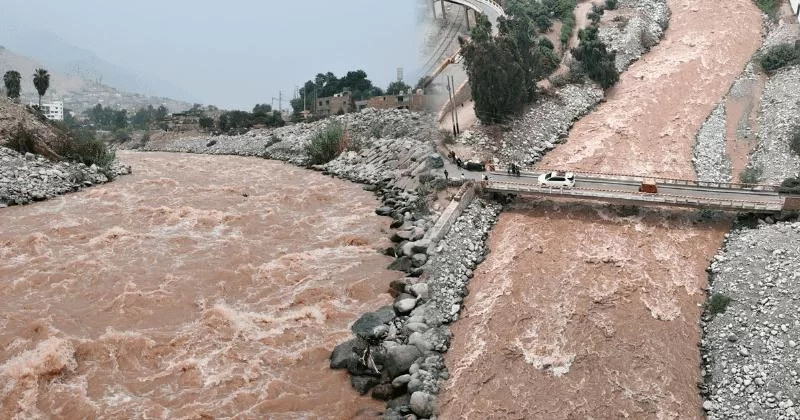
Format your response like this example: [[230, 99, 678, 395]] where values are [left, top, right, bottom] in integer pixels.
[[32, 68, 50, 107], [3, 70, 21, 100]]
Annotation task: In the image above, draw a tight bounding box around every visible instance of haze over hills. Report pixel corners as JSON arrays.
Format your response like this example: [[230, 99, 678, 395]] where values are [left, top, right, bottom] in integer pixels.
[[0, 46, 192, 114], [0, 25, 199, 103]]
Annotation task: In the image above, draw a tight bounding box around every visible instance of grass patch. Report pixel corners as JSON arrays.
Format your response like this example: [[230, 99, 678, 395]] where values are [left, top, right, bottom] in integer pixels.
[[306, 122, 345, 165], [739, 164, 763, 185], [790, 126, 800, 156], [755, 0, 780, 18], [707, 293, 732, 316]]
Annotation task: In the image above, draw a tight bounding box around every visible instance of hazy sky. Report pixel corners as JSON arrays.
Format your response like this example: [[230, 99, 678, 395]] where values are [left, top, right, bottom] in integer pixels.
[[2, 0, 421, 110]]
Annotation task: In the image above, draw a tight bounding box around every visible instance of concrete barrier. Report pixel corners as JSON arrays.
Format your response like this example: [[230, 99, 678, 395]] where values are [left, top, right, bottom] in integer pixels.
[[425, 181, 477, 243]]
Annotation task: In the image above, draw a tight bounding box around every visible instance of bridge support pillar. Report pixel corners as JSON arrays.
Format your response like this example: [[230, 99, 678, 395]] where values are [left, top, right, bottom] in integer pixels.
[[431, 0, 437, 18], [440, 0, 446, 19], [465, 6, 470, 29]]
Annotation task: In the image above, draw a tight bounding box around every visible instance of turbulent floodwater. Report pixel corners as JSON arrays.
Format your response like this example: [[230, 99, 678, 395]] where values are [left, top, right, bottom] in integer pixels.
[[0, 151, 400, 419], [440, 0, 762, 417]]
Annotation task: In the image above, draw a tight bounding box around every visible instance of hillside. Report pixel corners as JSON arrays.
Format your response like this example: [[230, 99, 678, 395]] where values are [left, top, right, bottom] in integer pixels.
[[0, 46, 192, 114], [0, 97, 65, 157]]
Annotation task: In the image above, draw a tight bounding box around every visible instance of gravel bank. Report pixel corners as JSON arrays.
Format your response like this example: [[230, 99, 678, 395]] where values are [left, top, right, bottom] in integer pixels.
[[0, 147, 131, 207], [750, 65, 800, 183], [702, 220, 800, 419], [693, 103, 732, 182]]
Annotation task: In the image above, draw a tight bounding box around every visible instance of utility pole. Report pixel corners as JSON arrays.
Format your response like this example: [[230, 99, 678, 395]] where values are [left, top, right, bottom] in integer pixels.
[[451, 75, 460, 134], [446, 77, 456, 137]]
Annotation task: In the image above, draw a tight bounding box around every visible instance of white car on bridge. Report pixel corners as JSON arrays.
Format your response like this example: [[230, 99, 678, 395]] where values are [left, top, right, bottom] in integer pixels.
[[538, 171, 576, 188]]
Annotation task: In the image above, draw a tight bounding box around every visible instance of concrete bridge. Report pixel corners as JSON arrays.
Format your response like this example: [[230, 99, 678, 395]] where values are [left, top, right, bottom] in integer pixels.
[[473, 169, 796, 212]]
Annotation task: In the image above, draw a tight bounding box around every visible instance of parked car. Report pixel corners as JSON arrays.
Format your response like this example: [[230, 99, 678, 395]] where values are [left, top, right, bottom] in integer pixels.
[[463, 160, 485, 171], [538, 171, 576, 188]]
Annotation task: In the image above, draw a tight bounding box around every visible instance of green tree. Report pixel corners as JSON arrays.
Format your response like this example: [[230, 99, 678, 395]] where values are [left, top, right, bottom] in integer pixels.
[[33, 68, 50, 107], [587, 4, 605, 25], [3, 70, 21, 100], [199, 116, 214, 130], [155, 105, 168, 121], [572, 26, 619, 88], [462, 13, 527, 123], [386, 80, 412, 95]]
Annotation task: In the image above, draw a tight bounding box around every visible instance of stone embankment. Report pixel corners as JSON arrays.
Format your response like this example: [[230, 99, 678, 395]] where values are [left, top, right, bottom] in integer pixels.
[[701, 220, 800, 419], [330, 199, 501, 419], [0, 147, 131, 207], [453, 0, 669, 167]]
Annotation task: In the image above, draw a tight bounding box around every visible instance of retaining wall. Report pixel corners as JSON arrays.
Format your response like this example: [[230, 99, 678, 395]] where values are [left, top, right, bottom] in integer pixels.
[[426, 181, 477, 242]]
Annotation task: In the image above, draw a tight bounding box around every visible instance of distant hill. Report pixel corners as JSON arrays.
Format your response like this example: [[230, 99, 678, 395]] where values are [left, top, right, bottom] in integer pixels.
[[0, 46, 193, 115], [0, 29, 199, 103]]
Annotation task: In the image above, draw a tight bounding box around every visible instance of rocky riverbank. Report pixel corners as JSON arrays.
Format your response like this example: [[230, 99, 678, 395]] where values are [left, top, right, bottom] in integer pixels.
[[330, 198, 502, 419], [123, 108, 437, 166], [453, 0, 670, 168], [701, 219, 800, 419], [0, 147, 131, 207]]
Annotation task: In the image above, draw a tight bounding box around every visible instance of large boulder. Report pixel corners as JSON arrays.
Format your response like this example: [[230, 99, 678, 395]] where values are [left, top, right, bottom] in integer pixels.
[[427, 153, 444, 169], [351, 375, 380, 395], [410, 391, 437, 417], [385, 345, 422, 378], [351, 312, 387, 341], [394, 293, 418, 314], [330, 338, 357, 369], [388, 256, 412, 272]]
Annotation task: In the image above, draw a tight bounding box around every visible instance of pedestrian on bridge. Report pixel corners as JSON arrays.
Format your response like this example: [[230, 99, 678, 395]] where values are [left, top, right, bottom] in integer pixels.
[[444, 169, 449, 181]]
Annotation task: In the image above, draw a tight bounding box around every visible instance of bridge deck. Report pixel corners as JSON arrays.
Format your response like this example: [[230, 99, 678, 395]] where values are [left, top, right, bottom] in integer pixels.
[[479, 170, 786, 212]]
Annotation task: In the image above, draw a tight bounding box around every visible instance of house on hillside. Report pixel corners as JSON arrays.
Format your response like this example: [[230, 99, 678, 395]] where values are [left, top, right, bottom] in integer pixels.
[[164, 112, 200, 132], [313, 89, 427, 117], [356, 90, 426, 113], [28, 100, 64, 121], [315, 91, 355, 117]]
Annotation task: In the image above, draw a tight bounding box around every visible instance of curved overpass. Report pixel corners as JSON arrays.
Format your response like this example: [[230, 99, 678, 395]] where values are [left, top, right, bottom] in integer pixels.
[[424, 0, 505, 121]]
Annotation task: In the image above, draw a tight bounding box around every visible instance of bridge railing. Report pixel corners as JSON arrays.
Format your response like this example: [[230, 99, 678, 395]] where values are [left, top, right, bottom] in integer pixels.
[[524, 168, 782, 192], [484, 180, 785, 211]]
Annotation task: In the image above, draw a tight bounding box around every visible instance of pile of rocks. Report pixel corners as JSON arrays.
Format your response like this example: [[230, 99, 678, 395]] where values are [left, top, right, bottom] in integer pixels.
[[323, 139, 443, 187], [693, 103, 732, 183], [701, 219, 800, 419], [599, 0, 670, 72], [330, 199, 502, 419], [0, 147, 131, 207], [750, 65, 800, 183], [127, 108, 438, 167]]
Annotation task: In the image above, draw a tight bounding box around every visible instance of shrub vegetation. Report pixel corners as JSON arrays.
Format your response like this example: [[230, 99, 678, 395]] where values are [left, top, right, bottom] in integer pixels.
[[760, 43, 800, 74], [306, 122, 345, 165], [707, 293, 732, 317]]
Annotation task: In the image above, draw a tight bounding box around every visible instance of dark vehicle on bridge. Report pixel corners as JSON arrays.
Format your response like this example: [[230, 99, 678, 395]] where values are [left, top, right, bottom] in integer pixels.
[[463, 160, 485, 171]]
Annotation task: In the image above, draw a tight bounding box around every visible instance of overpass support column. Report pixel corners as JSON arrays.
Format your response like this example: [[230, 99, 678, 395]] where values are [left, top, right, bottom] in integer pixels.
[[440, 0, 446, 19], [465, 6, 471, 30], [431, 0, 437, 18]]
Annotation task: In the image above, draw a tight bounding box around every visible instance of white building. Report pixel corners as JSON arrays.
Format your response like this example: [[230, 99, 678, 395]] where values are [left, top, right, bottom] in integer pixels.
[[29, 100, 64, 121]]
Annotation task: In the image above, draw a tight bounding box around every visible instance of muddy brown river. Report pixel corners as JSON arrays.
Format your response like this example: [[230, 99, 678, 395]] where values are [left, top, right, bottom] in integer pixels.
[[0, 151, 399, 419]]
